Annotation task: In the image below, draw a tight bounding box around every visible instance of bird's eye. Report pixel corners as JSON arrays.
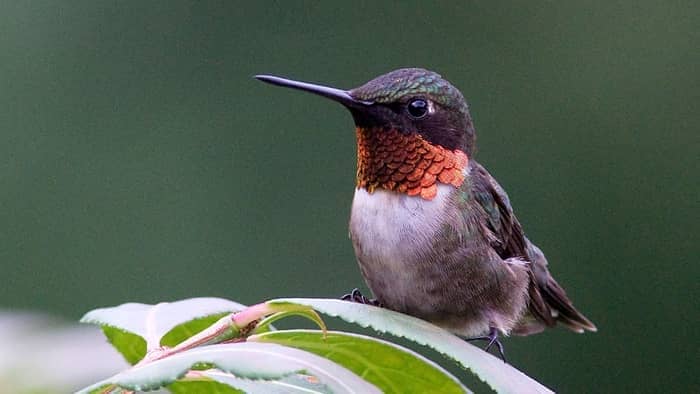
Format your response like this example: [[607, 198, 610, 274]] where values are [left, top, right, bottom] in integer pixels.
[[407, 99, 429, 119]]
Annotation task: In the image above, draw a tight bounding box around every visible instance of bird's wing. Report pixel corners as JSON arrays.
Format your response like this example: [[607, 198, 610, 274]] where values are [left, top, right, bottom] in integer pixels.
[[468, 163, 597, 333], [469, 163, 555, 328], [470, 163, 526, 258]]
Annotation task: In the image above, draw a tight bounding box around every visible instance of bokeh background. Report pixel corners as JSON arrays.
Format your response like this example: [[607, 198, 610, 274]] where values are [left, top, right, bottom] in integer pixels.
[[1, 1, 697, 392]]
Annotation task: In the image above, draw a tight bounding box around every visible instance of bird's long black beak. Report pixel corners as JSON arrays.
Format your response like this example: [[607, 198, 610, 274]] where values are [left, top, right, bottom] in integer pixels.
[[255, 74, 373, 108]]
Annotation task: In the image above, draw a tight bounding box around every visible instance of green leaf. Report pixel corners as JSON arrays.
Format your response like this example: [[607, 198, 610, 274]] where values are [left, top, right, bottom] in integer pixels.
[[250, 329, 470, 394], [172, 369, 334, 394], [254, 308, 326, 334], [77, 343, 380, 394], [102, 325, 147, 365], [81, 297, 246, 358], [161, 312, 231, 348], [269, 298, 553, 394], [169, 376, 244, 394]]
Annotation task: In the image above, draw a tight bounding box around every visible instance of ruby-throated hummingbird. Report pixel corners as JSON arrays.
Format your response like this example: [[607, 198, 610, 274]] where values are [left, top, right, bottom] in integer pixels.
[[256, 68, 596, 358]]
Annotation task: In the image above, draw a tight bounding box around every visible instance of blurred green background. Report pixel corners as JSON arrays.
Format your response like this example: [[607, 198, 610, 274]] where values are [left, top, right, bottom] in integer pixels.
[[1, 1, 697, 392]]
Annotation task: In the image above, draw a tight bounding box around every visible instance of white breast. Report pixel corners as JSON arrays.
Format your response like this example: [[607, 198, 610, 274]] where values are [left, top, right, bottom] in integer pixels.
[[349, 185, 453, 272]]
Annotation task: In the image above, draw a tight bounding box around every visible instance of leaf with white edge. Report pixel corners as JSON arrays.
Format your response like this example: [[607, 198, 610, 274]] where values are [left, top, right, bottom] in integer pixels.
[[250, 329, 470, 394], [81, 297, 246, 354], [171, 369, 333, 394], [77, 342, 380, 394], [269, 298, 553, 394]]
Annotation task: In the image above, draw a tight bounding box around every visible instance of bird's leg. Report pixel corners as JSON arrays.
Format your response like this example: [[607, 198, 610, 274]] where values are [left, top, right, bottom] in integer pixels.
[[466, 327, 507, 362], [341, 288, 382, 307]]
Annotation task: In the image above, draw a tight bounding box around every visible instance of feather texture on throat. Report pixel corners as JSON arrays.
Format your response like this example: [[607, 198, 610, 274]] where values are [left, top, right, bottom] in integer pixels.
[[355, 127, 469, 200]]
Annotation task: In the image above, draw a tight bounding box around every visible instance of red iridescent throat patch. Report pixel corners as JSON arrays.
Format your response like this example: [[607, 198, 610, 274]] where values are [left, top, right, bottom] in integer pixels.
[[355, 127, 469, 200]]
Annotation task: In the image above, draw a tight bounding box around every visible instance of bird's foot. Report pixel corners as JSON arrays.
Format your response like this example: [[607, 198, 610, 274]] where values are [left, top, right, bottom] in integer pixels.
[[466, 327, 507, 362], [341, 288, 381, 307]]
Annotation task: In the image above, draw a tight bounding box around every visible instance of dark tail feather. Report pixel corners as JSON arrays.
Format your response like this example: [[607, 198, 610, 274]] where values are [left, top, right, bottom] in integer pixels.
[[523, 239, 597, 333], [542, 275, 597, 333]]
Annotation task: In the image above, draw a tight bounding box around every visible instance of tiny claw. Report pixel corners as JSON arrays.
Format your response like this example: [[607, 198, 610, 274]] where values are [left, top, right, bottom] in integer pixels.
[[466, 327, 507, 362], [340, 288, 381, 307], [341, 288, 362, 301]]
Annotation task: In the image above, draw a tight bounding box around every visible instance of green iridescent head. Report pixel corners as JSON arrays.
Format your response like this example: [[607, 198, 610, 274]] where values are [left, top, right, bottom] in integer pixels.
[[256, 68, 476, 155], [350, 68, 469, 115]]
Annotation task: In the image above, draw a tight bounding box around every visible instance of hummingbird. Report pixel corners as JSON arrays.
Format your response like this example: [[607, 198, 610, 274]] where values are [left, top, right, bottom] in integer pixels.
[[256, 68, 596, 359]]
